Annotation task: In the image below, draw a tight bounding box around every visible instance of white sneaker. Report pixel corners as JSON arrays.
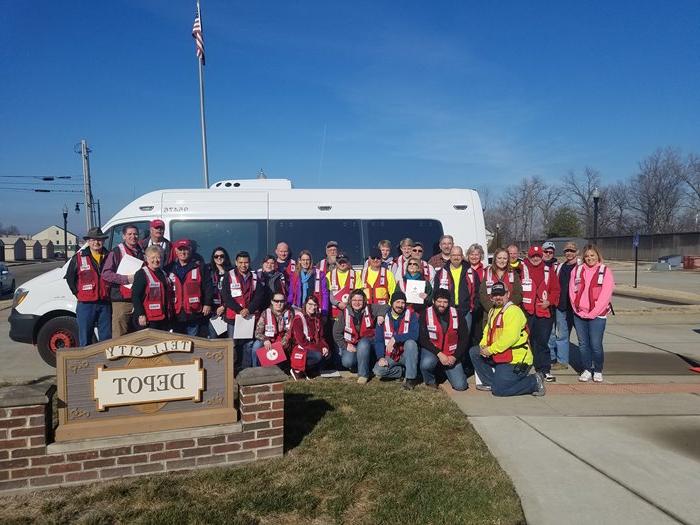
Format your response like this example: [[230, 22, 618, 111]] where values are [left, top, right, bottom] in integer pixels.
[[593, 372, 604, 383], [578, 370, 592, 382]]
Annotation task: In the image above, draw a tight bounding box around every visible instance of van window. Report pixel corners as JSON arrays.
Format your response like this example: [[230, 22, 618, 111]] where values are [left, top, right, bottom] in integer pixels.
[[363, 219, 444, 257], [103, 221, 150, 251], [171, 220, 266, 264], [270, 220, 362, 265]]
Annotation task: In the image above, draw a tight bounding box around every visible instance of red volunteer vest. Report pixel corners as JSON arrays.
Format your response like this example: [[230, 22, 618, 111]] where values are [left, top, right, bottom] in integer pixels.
[[361, 265, 390, 304], [143, 267, 168, 322], [225, 270, 258, 320], [573, 264, 609, 315], [262, 307, 292, 344], [329, 268, 356, 317], [116, 243, 144, 300], [343, 307, 375, 344], [520, 263, 552, 317], [484, 267, 515, 295], [383, 309, 412, 360], [76, 251, 109, 302], [425, 306, 459, 356], [436, 266, 476, 311], [169, 265, 203, 315]]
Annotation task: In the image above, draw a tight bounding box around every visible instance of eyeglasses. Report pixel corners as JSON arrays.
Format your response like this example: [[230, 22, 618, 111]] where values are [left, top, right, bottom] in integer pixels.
[[564, 249, 576, 253], [213, 254, 225, 259], [412, 248, 423, 253], [544, 250, 555, 254], [271, 299, 285, 303], [408, 262, 420, 266]]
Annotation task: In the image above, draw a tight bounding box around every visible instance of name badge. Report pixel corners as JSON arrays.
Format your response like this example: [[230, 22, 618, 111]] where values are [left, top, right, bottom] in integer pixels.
[[148, 304, 160, 310], [188, 297, 200, 304], [522, 279, 532, 292], [264, 324, 276, 337], [428, 332, 438, 340], [81, 284, 94, 291], [330, 285, 339, 292], [231, 284, 242, 297]]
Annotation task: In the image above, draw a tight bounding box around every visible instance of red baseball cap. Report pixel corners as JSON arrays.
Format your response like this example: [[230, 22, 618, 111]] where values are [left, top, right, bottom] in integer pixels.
[[173, 239, 191, 249], [528, 245, 543, 258], [150, 219, 165, 229]]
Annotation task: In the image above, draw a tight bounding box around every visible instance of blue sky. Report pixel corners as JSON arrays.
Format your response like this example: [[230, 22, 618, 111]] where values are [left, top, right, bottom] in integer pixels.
[[1, 0, 699, 235]]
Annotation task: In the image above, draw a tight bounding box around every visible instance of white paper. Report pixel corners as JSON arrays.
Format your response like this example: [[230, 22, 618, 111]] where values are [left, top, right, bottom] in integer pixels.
[[210, 316, 228, 336], [405, 280, 426, 304], [232, 315, 255, 339], [117, 253, 144, 290]]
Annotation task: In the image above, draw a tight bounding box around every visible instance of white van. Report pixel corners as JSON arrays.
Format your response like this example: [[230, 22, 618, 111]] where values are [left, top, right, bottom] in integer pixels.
[[9, 178, 486, 366]]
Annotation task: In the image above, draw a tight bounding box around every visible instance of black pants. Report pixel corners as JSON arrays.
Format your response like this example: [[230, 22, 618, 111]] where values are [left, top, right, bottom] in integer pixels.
[[527, 313, 554, 374]]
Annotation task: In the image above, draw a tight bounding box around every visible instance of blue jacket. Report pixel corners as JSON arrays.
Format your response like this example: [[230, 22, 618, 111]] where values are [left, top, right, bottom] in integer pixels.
[[374, 310, 419, 359]]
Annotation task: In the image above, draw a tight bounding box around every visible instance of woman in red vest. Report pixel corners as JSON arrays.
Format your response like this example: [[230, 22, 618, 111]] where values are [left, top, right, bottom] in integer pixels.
[[131, 245, 172, 331], [479, 248, 523, 331], [569, 244, 615, 383], [290, 295, 330, 380]]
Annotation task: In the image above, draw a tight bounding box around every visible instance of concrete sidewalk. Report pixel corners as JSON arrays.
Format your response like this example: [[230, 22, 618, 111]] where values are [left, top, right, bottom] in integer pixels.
[[446, 312, 700, 525]]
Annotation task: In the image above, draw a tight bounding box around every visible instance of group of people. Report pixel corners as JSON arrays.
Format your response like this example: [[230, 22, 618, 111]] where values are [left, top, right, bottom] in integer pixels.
[[66, 221, 614, 395]]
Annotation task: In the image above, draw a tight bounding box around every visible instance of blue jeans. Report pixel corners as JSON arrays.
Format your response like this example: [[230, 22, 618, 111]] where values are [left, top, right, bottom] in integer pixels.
[[526, 314, 554, 374], [420, 348, 468, 390], [373, 340, 419, 380], [340, 337, 373, 378], [227, 323, 255, 371], [76, 302, 112, 347], [548, 309, 572, 364], [573, 315, 606, 373], [469, 346, 538, 396]]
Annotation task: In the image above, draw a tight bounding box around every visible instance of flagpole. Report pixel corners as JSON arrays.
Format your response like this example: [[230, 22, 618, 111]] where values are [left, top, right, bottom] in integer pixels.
[[195, 0, 210, 188]]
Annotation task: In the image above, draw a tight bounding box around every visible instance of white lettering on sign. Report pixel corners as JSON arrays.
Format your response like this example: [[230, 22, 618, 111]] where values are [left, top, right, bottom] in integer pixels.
[[93, 359, 204, 411], [105, 340, 192, 360]]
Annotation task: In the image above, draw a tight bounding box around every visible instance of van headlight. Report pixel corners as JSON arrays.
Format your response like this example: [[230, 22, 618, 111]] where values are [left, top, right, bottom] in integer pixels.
[[12, 288, 28, 309]]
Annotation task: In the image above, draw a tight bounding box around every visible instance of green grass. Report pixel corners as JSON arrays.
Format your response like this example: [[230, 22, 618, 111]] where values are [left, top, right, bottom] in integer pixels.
[[0, 380, 525, 525]]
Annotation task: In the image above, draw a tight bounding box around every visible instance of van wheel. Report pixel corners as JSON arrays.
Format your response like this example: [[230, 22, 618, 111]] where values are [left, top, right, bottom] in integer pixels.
[[36, 317, 78, 367]]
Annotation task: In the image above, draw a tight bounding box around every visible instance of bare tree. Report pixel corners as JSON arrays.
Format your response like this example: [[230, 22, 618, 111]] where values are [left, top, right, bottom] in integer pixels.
[[628, 148, 685, 233], [537, 183, 563, 235], [562, 167, 601, 236], [601, 181, 634, 235]]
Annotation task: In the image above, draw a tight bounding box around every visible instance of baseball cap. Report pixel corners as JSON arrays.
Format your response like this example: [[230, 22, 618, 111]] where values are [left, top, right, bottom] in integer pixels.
[[368, 248, 382, 259], [491, 282, 507, 296], [336, 252, 349, 263], [528, 246, 543, 258], [542, 241, 556, 251], [173, 239, 191, 250], [326, 240, 338, 249], [150, 219, 165, 229]]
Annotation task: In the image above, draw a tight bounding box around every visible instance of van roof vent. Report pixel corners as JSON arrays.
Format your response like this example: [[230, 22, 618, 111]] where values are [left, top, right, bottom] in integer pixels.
[[210, 179, 293, 190]]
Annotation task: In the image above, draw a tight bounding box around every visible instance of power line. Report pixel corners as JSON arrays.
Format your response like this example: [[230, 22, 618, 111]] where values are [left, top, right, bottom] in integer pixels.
[[0, 181, 82, 186], [0, 187, 82, 193], [0, 175, 74, 180]]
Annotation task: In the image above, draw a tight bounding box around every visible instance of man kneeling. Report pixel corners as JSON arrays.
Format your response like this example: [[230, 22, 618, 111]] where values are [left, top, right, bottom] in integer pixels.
[[373, 291, 420, 390], [469, 282, 545, 396]]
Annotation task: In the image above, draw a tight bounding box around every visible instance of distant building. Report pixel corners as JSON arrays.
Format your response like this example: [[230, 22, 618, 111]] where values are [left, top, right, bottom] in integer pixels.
[[0, 236, 27, 262], [32, 225, 78, 256]]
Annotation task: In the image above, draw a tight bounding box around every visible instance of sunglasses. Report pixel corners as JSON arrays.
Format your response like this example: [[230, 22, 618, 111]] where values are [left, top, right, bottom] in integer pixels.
[[214, 254, 225, 259], [271, 299, 285, 303], [564, 249, 576, 253], [408, 262, 420, 266], [412, 248, 423, 252], [544, 250, 555, 254]]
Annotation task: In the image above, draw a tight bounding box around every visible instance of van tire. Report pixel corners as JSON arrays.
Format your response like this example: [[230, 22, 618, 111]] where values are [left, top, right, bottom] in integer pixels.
[[36, 316, 79, 368]]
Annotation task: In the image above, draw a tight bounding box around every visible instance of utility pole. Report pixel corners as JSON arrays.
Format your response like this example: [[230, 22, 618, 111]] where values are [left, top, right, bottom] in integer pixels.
[[77, 139, 95, 231]]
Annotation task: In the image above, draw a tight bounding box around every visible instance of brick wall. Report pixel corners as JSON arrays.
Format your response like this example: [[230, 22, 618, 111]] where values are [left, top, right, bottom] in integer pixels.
[[0, 368, 286, 495]]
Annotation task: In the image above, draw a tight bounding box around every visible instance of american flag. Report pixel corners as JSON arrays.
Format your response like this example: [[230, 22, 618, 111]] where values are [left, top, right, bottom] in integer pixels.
[[192, 3, 205, 65]]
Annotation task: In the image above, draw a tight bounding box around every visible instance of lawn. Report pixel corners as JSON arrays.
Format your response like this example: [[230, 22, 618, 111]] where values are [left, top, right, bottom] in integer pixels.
[[0, 380, 525, 524]]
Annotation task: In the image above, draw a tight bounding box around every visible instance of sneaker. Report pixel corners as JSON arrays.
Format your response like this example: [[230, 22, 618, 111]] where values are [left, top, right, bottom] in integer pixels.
[[475, 384, 492, 392], [593, 372, 604, 383], [402, 379, 419, 391], [532, 373, 546, 396], [551, 362, 569, 371], [578, 370, 592, 382], [544, 373, 556, 383], [357, 376, 369, 385]]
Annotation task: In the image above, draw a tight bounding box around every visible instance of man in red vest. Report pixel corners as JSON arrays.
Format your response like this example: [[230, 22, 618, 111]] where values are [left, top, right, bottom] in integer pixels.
[[64, 227, 111, 346], [274, 241, 295, 278], [138, 219, 173, 267], [418, 288, 469, 390], [102, 223, 145, 337], [165, 239, 213, 336], [521, 245, 560, 382]]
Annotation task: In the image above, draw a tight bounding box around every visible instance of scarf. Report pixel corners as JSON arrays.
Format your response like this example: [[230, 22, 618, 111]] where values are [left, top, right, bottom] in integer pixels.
[[300, 270, 313, 303]]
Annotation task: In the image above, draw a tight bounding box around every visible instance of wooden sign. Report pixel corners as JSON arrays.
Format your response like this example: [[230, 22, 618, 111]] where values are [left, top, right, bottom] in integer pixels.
[[56, 330, 235, 441]]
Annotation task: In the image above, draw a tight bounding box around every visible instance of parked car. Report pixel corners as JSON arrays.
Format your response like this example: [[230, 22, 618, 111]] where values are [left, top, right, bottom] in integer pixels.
[[0, 263, 15, 295]]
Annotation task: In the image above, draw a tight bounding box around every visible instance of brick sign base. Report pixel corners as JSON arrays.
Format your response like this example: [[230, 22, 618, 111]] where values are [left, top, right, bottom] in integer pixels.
[[0, 368, 286, 495]]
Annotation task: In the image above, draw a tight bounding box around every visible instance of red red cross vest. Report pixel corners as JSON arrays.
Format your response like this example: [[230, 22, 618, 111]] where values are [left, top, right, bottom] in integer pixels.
[[282, 258, 296, 277], [343, 307, 375, 344], [484, 267, 516, 296], [521, 264, 552, 317], [116, 243, 144, 300], [143, 267, 168, 322], [425, 306, 459, 356], [361, 265, 390, 305], [262, 307, 292, 344], [225, 269, 258, 320], [573, 264, 609, 315], [211, 270, 224, 307], [436, 266, 476, 311], [383, 309, 412, 360], [169, 265, 203, 315], [329, 268, 356, 317], [76, 252, 109, 302]]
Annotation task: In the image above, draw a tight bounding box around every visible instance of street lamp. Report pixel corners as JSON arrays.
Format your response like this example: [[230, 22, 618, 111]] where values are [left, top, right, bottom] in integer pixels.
[[592, 187, 601, 244], [495, 223, 501, 249], [62, 205, 69, 260]]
